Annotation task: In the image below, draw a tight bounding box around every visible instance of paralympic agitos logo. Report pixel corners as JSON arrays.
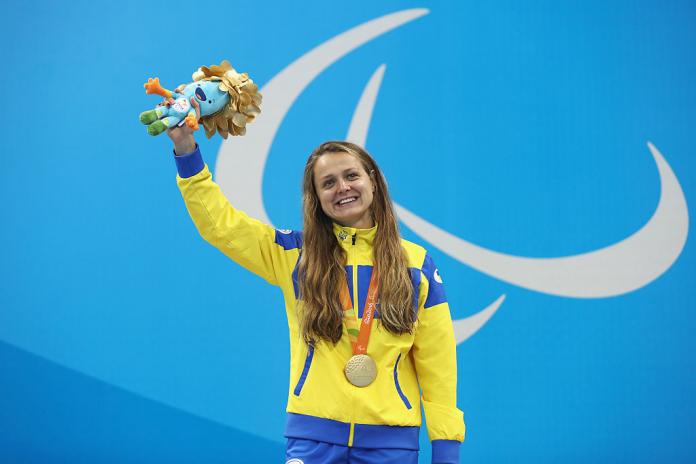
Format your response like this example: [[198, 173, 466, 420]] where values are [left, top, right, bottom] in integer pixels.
[[215, 9, 689, 344]]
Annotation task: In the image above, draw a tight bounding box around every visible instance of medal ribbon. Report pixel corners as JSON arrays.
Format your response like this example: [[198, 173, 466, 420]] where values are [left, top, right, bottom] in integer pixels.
[[340, 269, 379, 355]]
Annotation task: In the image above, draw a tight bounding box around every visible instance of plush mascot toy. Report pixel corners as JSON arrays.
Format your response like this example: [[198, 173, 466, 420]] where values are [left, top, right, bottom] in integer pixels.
[[139, 60, 261, 138]]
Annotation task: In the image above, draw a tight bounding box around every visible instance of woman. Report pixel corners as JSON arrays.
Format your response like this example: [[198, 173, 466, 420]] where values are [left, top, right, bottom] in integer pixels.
[[168, 99, 465, 464]]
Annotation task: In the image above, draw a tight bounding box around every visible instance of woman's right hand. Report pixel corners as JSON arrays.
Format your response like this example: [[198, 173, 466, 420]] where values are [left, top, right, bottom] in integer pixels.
[[165, 93, 201, 156]]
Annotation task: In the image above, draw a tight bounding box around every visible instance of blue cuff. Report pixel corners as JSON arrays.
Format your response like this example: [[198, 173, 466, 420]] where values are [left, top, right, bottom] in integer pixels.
[[174, 144, 204, 178], [432, 440, 460, 464]]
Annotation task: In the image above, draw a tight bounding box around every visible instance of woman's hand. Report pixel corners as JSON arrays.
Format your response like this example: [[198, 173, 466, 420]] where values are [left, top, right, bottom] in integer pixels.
[[165, 95, 201, 156]]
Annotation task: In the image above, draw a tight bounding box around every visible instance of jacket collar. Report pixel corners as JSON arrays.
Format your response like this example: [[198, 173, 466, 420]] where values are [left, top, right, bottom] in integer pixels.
[[332, 222, 377, 247]]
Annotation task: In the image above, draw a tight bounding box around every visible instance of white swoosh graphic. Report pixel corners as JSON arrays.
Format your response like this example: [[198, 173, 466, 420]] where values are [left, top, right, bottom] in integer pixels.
[[396, 142, 689, 298], [346, 64, 386, 145], [216, 7, 687, 346], [346, 63, 502, 343], [216, 9, 429, 224]]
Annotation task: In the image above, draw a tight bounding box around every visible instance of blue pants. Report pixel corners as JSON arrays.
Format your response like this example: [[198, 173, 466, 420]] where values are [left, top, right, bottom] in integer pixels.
[[286, 438, 418, 464]]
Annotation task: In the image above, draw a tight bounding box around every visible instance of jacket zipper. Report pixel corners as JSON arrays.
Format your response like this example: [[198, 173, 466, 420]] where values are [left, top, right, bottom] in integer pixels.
[[349, 232, 357, 446]]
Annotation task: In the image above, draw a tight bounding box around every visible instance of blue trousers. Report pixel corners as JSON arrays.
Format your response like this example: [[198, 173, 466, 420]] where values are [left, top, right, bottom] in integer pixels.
[[286, 438, 418, 464]]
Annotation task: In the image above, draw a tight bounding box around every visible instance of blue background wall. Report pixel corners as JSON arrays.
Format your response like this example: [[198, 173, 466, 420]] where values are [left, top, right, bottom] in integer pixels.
[[1, 1, 694, 462]]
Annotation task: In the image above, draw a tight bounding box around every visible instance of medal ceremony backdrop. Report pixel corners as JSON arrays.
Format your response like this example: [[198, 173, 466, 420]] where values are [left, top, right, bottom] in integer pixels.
[[1, 1, 694, 462]]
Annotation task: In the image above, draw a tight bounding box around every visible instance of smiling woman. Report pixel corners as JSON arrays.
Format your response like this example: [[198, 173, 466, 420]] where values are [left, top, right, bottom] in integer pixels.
[[312, 150, 375, 229], [168, 126, 465, 463], [298, 142, 417, 346]]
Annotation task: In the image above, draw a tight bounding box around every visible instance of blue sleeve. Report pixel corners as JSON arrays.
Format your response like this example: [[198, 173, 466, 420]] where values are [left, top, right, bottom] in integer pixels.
[[173, 144, 204, 178], [431, 439, 460, 463]]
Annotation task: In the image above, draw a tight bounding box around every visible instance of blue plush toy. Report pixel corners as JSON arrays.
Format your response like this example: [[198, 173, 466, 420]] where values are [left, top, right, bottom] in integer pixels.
[[139, 60, 261, 138]]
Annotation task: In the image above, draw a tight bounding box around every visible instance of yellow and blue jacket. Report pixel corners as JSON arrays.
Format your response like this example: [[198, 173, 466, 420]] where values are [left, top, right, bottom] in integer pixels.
[[175, 147, 465, 462]]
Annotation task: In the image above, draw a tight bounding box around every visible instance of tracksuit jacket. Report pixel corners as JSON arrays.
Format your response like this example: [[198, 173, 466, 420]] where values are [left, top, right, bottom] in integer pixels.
[[174, 147, 465, 463]]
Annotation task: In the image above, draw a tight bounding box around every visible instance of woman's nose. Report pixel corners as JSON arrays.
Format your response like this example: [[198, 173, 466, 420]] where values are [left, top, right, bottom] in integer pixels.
[[337, 178, 350, 192]]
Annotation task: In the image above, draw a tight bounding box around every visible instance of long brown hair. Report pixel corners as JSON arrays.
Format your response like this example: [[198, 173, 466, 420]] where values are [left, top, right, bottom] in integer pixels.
[[298, 141, 415, 345]]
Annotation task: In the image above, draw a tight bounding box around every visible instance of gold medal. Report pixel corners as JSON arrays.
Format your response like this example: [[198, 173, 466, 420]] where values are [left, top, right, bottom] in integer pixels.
[[344, 354, 377, 387], [341, 268, 379, 387]]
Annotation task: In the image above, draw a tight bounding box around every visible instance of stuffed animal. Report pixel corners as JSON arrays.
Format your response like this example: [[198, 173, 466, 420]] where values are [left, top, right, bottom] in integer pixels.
[[139, 60, 261, 138]]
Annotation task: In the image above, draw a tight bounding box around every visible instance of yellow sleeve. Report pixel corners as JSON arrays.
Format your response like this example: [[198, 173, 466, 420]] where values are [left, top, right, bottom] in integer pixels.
[[176, 164, 297, 286], [412, 255, 465, 447]]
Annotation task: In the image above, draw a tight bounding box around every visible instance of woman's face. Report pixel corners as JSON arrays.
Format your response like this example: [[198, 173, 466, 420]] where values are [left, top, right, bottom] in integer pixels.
[[313, 151, 375, 229]]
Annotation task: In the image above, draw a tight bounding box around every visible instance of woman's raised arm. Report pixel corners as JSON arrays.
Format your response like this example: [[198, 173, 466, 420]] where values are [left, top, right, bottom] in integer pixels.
[[167, 98, 301, 287]]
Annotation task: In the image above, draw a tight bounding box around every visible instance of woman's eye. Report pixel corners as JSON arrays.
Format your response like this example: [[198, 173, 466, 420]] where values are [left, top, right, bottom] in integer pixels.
[[347, 173, 358, 179], [323, 180, 334, 188]]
